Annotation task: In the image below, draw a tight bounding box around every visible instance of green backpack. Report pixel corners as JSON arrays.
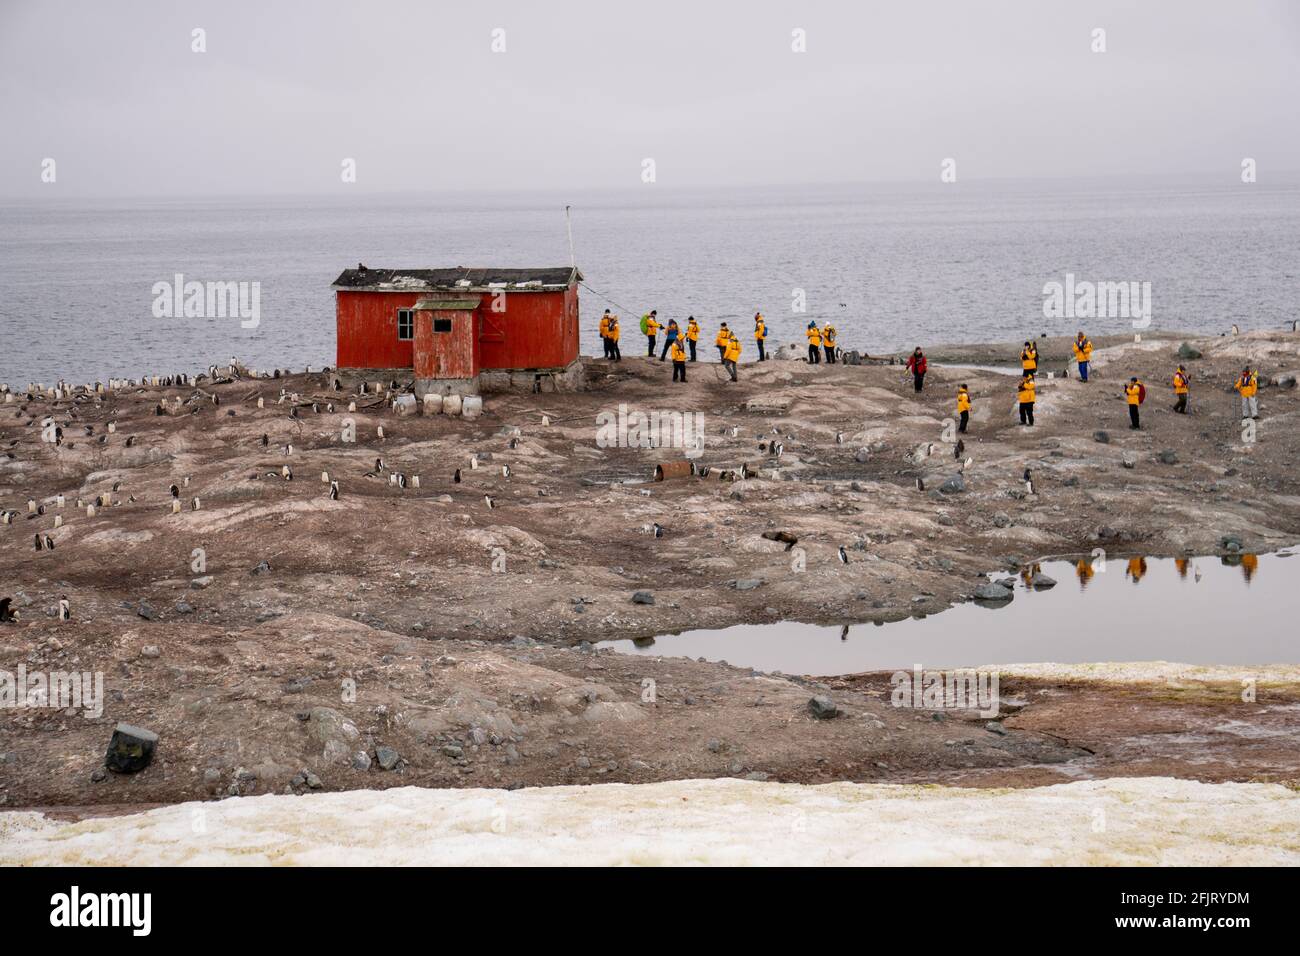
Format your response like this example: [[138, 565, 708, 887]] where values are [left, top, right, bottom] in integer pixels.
[[640, 314, 650, 335]]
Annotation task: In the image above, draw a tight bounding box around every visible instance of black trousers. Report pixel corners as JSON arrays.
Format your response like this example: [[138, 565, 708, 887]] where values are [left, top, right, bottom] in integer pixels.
[[718, 345, 727, 361], [1019, 402, 1034, 426], [688, 339, 697, 361], [808, 344, 820, 363], [959, 410, 968, 433], [1129, 405, 1140, 428], [757, 339, 766, 360], [825, 345, 835, 363], [647, 335, 656, 357], [672, 360, 686, 382], [1174, 393, 1187, 413], [913, 372, 925, 392], [660, 337, 676, 360], [609, 340, 620, 361]]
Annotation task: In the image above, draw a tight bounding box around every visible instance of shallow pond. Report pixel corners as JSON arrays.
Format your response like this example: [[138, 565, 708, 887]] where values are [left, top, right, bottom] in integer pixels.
[[597, 552, 1299, 674]]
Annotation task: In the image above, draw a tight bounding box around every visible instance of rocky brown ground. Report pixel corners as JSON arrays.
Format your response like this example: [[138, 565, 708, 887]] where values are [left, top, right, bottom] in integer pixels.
[[2, 330, 1299, 808]]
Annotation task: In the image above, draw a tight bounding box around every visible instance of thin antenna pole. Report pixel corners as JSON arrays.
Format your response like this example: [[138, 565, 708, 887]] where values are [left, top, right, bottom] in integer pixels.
[[564, 205, 576, 269]]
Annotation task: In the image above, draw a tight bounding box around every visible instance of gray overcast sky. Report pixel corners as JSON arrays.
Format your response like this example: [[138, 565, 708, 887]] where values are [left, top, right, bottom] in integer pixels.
[[1, 0, 1297, 197]]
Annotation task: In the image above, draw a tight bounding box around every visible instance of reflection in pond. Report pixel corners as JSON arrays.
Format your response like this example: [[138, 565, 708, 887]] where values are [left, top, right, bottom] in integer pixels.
[[598, 552, 1298, 675]]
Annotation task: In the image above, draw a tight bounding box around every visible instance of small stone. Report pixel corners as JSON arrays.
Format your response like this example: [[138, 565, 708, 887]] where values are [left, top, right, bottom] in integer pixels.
[[974, 582, 1014, 603], [1030, 574, 1057, 590], [140, 644, 160, 658], [731, 578, 763, 591], [1157, 450, 1178, 465], [939, 475, 966, 494], [631, 590, 655, 605], [90, 768, 107, 782], [985, 722, 1009, 736], [175, 600, 194, 615], [375, 746, 400, 770], [1177, 342, 1202, 360], [351, 750, 373, 771], [251, 560, 271, 575], [992, 512, 1011, 528], [136, 603, 157, 621], [576, 756, 592, 769], [808, 695, 838, 719], [1093, 430, 1110, 444], [441, 744, 464, 758], [190, 576, 213, 589]]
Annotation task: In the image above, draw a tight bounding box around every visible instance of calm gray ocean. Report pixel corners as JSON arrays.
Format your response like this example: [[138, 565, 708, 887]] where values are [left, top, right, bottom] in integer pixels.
[[2, 178, 1298, 385]]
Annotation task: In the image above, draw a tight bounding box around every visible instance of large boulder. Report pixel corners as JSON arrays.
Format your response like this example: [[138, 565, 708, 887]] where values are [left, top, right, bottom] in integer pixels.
[[105, 723, 158, 774]]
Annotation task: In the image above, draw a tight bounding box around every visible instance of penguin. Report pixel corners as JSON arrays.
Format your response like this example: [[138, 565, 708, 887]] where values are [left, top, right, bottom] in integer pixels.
[[281, 465, 293, 481], [954, 439, 964, 459], [501, 465, 511, 479], [653, 523, 664, 539], [915, 477, 925, 491], [838, 546, 849, 564], [484, 494, 496, 509], [397, 473, 407, 489], [190, 497, 200, 511], [508, 437, 519, 450], [377, 426, 385, 440], [835, 432, 844, 445], [329, 481, 339, 500], [0, 597, 16, 623], [375, 457, 385, 472], [963, 457, 973, 470], [34, 533, 43, 551], [112, 481, 122, 492], [453, 469, 462, 484], [44, 534, 55, 550], [170, 484, 180, 498], [261, 433, 269, 447], [58, 597, 70, 621], [125, 435, 135, 447]]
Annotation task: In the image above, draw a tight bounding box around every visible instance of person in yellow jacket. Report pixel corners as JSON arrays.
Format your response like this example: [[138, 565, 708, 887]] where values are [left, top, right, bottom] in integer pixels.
[[1075, 556, 1096, 588], [715, 323, 731, 361], [1235, 365, 1259, 419], [1125, 377, 1144, 430], [722, 332, 741, 382], [670, 336, 688, 382], [1126, 556, 1148, 584], [1241, 552, 1259, 583], [644, 311, 661, 358], [754, 312, 767, 361], [606, 314, 621, 362], [598, 310, 612, 359], [823, 324, 837, 364], [1172, 364, 1190, 414], [1021, 341, 1037, 374], [1072, 332, 1093, 381], [685, 316, 700, 362], [1017, 372, 1036, 426], [956, 384, 972, 433], [806, 322, 822, 364]]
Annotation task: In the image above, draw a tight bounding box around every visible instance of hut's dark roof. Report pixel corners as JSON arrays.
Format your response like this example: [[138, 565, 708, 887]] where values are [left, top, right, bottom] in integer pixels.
[[333, 266, 580, 292]]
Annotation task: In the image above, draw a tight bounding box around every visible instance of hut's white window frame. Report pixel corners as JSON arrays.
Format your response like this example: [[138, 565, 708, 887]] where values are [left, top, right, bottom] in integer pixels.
[[397, 309, 415, 341]]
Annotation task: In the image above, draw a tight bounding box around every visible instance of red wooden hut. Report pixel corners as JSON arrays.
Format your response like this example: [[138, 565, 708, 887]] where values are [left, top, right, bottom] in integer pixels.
[[332, 266, 583, 394]]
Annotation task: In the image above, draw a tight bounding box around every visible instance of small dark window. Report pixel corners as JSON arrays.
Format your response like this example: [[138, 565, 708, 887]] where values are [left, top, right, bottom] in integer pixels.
[[397, 309, 414, 341], [433, 317, 453, 333]]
